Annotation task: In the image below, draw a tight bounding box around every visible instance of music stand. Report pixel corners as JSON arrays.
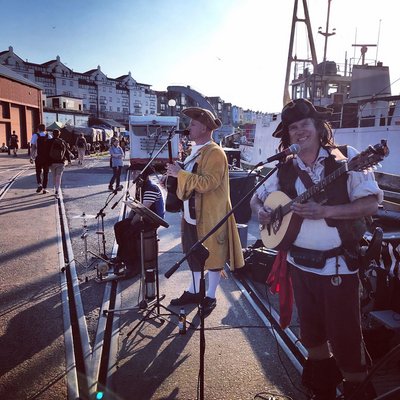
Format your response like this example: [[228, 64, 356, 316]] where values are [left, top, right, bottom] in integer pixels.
[[103, 199, 184, 336]]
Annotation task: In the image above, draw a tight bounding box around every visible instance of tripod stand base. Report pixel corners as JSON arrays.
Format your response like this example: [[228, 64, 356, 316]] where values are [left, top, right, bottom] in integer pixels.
[[95, 273, 122, 283]]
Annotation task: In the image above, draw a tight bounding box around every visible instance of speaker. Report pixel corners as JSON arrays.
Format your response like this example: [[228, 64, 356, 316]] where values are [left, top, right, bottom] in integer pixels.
[[244, 247, 277, 283], [229, 170, 257, 223], [224, 149, 241, 167]]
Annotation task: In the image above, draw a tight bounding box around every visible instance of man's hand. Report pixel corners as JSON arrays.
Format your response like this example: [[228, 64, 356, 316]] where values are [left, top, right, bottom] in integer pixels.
[[291, 201, 326, 220], [166, 162, 183, 178], [258, 206, 272, 226]]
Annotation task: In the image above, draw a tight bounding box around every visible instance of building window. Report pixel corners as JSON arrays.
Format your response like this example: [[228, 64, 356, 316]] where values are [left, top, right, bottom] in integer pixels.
[[70, 81, 73, 86], [62, 80, 66, 85]]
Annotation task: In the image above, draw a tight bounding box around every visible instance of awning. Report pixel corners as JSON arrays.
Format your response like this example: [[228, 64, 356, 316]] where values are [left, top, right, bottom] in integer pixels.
[[46, 121, 64, 131]]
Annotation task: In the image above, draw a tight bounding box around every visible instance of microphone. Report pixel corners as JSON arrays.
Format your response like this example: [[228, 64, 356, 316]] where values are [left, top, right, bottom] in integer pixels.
[[256, 144, 300, 167], [175, 129, 190, 135]]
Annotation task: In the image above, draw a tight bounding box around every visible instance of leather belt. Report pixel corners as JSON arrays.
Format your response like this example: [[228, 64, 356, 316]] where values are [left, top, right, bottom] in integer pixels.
[[291, 245, 343, 259]]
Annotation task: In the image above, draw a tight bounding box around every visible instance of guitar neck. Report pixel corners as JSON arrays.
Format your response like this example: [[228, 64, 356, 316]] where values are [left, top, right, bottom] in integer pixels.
[[281, 163, 348, 216]]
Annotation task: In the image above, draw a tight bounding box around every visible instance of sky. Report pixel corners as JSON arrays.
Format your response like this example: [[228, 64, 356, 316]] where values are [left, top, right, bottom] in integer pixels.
[[0, 0, 398, 113]]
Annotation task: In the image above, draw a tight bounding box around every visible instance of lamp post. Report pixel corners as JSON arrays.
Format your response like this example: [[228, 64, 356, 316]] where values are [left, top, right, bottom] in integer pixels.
[[168, 99, 176, 116]]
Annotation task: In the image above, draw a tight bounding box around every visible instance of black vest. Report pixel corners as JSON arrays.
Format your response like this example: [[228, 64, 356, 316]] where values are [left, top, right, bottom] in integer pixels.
[[277, 146, 367, 270]]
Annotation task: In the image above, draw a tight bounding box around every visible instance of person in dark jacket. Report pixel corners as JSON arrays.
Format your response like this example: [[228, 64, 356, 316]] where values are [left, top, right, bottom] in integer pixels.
[[30, 124, 52, 194], [9, 131, 19, 157], [48, 129, 71, 199]]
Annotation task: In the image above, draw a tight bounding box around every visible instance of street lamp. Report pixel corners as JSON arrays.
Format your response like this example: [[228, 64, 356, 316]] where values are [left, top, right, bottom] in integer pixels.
[[168, 99, 176, 116]]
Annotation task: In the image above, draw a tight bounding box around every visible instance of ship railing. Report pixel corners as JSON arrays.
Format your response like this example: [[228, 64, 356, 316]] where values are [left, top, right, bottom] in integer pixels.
[[329, 99, 400, 129]]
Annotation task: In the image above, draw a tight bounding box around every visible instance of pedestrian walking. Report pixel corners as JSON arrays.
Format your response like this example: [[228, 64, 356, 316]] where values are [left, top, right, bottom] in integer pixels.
[[109, 137, 124, 191], [48, 129, 71, 198], [30, 124, 52, 194], [9, 131, 19, 157], [75, 133, 87, 165]]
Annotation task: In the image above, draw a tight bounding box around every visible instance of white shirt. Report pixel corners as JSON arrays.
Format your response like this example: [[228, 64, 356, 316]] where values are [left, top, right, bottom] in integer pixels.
[[256, 146, 384, 275], [182, 142, 209, 225], [30, 131, 52, 145]]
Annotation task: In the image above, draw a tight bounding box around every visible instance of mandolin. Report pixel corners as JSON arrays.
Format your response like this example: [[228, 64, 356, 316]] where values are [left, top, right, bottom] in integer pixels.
[[260, 140, 389, 250]]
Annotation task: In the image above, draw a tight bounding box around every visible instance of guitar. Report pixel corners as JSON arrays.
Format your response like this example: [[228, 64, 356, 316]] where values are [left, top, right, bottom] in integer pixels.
[[260, 140, 389, 250]]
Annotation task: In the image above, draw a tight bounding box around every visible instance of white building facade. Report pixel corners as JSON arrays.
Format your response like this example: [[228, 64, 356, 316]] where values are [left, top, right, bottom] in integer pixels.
[[0, 46, 157, 124]]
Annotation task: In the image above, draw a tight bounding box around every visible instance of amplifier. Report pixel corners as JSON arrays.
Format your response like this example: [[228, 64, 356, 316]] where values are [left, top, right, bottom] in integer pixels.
[[244, 247, 277, 283]]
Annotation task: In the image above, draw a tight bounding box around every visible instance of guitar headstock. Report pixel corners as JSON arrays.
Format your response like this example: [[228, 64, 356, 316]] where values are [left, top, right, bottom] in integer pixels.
[[349, 140, 389, 172]]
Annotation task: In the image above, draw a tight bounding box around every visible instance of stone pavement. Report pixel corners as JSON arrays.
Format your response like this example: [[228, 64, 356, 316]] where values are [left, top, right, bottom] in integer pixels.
[[0, 150, 67, 399], [0, 150, 306, 400]]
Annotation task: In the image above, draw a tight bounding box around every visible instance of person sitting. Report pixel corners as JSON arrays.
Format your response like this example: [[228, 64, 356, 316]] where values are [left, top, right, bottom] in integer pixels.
[[0, 143, 8, 153], [113, 168, 165, 278]]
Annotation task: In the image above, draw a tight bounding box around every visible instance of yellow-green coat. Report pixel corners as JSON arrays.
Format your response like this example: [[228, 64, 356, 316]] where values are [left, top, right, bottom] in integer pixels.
[[176, 142, 245, 270]]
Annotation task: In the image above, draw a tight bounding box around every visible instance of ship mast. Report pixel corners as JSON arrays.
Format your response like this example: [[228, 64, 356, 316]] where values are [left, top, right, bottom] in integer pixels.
[[318, 0, 336, 67], [283, 0, 318, 105]]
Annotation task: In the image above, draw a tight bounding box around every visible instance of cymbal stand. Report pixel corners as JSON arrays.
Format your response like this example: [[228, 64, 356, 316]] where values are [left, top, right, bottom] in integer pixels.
[[64, 214, 95, 282], [94, 191, 117, 260], [89, 191, 123, 280]]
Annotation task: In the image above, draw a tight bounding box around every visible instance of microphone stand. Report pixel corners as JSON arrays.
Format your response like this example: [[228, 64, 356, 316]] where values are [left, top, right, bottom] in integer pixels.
[[164, 160, 283, 400]]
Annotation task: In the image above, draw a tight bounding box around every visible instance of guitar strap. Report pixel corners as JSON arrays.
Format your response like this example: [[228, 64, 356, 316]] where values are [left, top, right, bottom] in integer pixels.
[[295, 145, 348, 204], [295, 167, 328, 204]]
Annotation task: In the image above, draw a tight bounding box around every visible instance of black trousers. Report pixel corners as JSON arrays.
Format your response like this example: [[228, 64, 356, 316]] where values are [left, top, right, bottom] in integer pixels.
[[110, 166, 122, 187], [114, 219, 158, 272], [35, 160, 49, 188]]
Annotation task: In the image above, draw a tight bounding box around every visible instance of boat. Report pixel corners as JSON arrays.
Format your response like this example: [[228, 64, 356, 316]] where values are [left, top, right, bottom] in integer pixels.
[[240, 0, 400, 177]]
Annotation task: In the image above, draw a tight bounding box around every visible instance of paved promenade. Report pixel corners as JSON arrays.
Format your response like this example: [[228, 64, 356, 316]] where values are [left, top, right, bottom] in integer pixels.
[[0, 150, 67, 399], [0, 150, 305, 400]]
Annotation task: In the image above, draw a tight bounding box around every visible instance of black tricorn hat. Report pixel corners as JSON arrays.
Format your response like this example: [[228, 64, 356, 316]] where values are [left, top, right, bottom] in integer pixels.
[[272, 98, 333, 138]]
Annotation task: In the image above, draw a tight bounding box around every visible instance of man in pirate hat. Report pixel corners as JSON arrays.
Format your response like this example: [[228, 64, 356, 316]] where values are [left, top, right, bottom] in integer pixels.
[[250, 98, 382, 399], [166, 107, 244, 316]]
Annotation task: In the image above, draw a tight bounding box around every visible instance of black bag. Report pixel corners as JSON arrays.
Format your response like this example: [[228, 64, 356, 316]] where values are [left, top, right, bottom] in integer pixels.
[[36, 133, 50, 159], [77, 137, 86, 148], [49, 138, 66, 162], [291, 247, 328, 269]]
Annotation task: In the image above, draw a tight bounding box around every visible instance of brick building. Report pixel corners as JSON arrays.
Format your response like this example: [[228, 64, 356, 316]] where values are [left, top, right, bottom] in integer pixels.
[[0, 64, 43, 148]]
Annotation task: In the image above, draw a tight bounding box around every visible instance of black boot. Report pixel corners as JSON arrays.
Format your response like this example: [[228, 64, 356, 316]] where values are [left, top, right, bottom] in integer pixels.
[[343, 380, 377, 400], [302, 357, 343, 400]]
